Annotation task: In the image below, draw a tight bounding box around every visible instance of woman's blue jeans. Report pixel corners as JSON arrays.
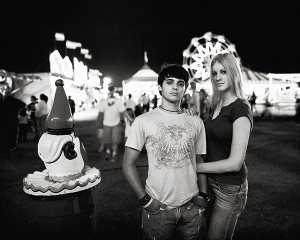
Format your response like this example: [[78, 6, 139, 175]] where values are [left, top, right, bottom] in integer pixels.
[[142, 202, 206, 240], [207, 178, 248, 240]]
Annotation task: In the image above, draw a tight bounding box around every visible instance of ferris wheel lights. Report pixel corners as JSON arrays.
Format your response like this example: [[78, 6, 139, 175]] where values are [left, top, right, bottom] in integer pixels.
[[191, 37, 200, 46], [228, 44, 236, 52], [183, 32, 241, 82], [183, 50, 189, 57], [193, 41, 200, 47], [203, 32, 212, 41], [182, 64, 189, 71], [217, 35, 225, 43]]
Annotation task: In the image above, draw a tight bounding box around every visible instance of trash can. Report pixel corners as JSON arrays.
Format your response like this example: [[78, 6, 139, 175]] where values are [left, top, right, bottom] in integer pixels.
[[26, 188, 96, 238]]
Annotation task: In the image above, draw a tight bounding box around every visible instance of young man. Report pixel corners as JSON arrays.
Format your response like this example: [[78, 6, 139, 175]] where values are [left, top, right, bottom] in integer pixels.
[[122, 64, 209, 239], [98, 85, 125, 162]]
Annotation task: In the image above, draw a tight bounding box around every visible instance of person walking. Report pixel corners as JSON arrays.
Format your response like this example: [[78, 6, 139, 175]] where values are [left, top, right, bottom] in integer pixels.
[[122, 64, 208, 240], [124, 93, 137, 111], [139, 93, 150, 113], [124, 107, 135, 142], [96, 99, 105, 153], [35, 93, 48, 138], [248, 91, 257, 116], [151, 94, 158, 109], [196, 53, 253, 240], [27, 95, 38, 139], [261, 96, 273, 119], [199, 89, 210, 120], [18, 107, 29, 143], [98, 85, 125, 162], [68, 95, 76, 116], [0, 86, 26, 154]]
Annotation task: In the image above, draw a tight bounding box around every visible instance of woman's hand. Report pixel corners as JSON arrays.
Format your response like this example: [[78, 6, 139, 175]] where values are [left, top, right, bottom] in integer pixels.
[[181, 108, 200, 117]]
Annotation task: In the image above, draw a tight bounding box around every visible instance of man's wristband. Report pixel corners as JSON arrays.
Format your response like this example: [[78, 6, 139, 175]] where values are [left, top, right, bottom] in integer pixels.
[[142, 198, 153, 208], [139, 194, 152, 207], [198, 192, 210, 202]]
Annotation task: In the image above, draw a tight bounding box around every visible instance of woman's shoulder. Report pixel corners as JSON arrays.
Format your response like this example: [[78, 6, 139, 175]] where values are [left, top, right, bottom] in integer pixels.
[[234, 98, 250, 109]]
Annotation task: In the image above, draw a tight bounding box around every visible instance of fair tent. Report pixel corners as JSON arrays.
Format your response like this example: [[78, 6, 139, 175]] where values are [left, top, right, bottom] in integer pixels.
[[122, 52, 159, 105]]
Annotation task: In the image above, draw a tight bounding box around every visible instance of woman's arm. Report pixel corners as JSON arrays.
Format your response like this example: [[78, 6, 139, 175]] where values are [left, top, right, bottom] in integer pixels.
[[197, 116, 251, 173]]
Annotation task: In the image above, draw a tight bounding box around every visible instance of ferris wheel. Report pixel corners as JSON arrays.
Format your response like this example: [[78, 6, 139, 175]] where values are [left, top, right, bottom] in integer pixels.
[[182, 32, 241, 82]]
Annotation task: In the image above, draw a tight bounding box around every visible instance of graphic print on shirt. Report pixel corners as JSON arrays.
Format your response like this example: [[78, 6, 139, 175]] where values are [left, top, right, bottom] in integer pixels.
[[147, 121, 195, 169]]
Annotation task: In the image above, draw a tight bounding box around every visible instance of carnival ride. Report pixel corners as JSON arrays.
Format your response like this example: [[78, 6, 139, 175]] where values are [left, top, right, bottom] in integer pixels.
[[182, 32, 240, 82]]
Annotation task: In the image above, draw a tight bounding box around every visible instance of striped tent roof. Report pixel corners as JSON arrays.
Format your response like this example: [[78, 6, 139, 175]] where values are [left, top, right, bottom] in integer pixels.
[[242, 67, 268, 83], [123, 63, 158, 83], [241, 67, 295, 84]]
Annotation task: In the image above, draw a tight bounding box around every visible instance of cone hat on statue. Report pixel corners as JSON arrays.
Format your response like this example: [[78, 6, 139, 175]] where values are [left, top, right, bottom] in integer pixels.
[[46, 79, 74, 134]]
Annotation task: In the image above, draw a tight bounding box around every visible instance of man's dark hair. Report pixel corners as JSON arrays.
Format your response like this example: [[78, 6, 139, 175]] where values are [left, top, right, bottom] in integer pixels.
[[158, 64, 190, 89]]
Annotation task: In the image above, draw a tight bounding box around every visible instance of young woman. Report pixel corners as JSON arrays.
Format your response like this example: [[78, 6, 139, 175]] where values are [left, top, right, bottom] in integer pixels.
[[197, 53, 253, 240]]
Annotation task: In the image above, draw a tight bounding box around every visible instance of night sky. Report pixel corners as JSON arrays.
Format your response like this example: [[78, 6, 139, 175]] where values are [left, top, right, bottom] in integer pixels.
[[1, 0, 300, 86]]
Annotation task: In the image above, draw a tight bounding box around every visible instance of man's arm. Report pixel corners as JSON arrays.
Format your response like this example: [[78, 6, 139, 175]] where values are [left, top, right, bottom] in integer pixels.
[[122, 146, 146, 200], [122, 146, 167, 211], [96, 111, 104, 128]]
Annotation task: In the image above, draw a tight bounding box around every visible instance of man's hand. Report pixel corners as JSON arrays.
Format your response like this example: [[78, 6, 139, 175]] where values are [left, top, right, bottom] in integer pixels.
[[190, 194, 209, 208], [145, 198, 167, 214]]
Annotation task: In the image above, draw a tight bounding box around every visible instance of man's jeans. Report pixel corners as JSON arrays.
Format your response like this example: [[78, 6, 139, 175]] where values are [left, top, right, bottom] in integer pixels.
[[207, 178, 248, 240], [142, 202, 206, 240]]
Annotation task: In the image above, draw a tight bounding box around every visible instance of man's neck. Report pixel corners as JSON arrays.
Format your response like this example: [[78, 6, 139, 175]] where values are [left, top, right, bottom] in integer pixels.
[[160, 101, 181, 113]]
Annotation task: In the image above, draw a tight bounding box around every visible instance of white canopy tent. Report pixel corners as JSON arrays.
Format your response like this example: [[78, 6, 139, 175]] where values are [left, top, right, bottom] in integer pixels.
[[122, 52, 159, 105]]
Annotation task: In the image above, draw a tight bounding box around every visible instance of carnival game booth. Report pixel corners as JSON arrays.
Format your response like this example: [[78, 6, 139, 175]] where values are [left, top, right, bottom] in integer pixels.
[[48, 50, 102, 112], [122, 53, 160, 107], [5, 50, 102, 118]]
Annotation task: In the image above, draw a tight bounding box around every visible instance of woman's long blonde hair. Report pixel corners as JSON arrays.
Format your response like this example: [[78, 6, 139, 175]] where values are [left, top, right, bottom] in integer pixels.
[[209, 53, 249, 112]]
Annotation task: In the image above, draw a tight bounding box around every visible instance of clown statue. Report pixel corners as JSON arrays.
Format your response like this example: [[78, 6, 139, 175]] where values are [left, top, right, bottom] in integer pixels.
[[23, 79, 101, 237]]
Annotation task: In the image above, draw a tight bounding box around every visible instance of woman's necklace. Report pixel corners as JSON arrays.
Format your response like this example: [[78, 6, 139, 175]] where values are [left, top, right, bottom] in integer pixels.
[[159, 106, 181, 112]]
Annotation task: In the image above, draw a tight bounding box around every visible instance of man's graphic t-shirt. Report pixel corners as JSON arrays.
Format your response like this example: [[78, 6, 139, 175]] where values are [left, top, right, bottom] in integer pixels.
[[125, 108, 206, 208]]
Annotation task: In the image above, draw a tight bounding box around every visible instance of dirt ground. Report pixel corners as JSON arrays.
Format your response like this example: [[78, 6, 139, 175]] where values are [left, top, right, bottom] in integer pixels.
[[0, 111, 299, 240]]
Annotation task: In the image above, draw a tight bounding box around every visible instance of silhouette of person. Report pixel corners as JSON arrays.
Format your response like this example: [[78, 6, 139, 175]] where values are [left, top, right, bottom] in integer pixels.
[[27, 95, 38, 139], [124, 94, 136, 111], [68, 95, 76, 115], [18, 107, 29, 143], [36, 93, 48, 138], [249, 91, 257, 115], [0, 86, 26, 153]]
